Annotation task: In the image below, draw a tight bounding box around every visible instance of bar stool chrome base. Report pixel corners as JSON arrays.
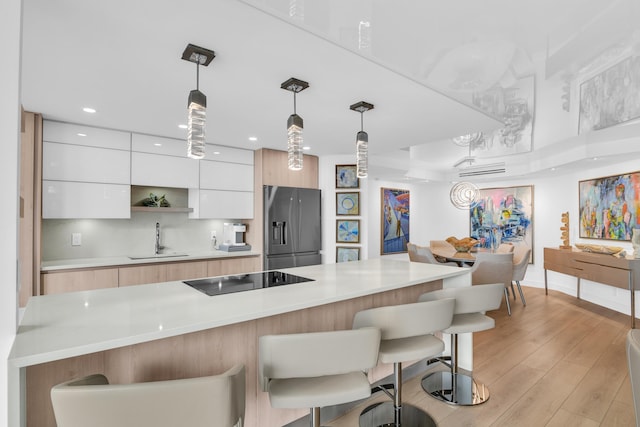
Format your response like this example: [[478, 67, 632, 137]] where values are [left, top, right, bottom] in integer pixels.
[[359, 401, 436, 427], [421, 371, 490, 406]]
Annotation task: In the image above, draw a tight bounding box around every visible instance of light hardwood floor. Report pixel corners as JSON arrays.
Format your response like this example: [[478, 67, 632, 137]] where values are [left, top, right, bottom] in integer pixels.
[[327, 286, 636, 427]]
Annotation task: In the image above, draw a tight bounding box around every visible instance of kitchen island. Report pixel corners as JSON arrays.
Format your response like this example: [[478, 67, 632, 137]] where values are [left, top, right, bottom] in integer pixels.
[[9, 259, 470, 427]]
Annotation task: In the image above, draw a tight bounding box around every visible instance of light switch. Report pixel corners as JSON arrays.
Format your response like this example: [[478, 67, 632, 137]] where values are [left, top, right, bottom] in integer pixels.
[[72, 233, 82, 246]]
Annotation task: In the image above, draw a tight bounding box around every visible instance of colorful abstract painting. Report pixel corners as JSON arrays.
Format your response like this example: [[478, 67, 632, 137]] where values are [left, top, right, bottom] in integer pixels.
[[579, 56, 640, 134], [336, 220, 360, 243], [336, 247, 360, 263], [470, 186, 533, 253], [381, 188, 410, 254], [579, 171, 640, 241], [336, 192, 359, 215]]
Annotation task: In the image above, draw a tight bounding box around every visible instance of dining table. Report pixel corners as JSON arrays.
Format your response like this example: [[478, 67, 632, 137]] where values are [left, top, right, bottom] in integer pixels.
[[431, 246, 484, 266]]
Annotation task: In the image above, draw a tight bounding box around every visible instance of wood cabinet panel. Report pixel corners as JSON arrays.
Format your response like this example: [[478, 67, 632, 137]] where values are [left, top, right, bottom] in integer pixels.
[[208, 256, 261, 277], [118, 265, 163, 287], [163, 261, 208, 282], [41, 269, 118, 295]]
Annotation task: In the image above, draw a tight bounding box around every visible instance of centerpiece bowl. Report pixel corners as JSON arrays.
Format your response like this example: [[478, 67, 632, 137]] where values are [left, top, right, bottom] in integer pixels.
[[446, 236, 479, 253]]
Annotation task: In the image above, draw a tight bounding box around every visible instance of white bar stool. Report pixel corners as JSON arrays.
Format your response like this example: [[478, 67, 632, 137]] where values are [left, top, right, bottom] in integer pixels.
[[353, 298, 455, 427], [259, 328, 381, 427], [419, 283, 503, 406], [50, 364, 246, 427]]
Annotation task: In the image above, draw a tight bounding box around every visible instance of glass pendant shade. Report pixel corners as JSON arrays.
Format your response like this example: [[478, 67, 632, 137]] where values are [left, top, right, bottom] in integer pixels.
[[187, 89, 206, 159], [287, 113, 303, 171], [356, 130, 368, 178]]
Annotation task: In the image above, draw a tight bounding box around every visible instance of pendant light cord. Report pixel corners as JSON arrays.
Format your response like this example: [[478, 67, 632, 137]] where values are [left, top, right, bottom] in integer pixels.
[[293, 91, 297, 114], [196, 55, 200, 90], [360, 112, 364, 131]]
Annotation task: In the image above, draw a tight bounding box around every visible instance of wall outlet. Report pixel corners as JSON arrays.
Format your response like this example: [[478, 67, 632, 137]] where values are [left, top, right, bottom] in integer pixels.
[[71, 233, 82, 246], [210, 230, 216, 240]]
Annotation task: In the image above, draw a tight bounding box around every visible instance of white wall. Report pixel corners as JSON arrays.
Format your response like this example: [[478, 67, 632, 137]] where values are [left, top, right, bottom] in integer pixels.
[[1, 0, 22, 425]]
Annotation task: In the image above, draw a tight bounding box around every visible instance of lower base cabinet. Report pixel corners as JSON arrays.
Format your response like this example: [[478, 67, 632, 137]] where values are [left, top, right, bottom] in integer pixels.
[[41, 256, 262, 294]]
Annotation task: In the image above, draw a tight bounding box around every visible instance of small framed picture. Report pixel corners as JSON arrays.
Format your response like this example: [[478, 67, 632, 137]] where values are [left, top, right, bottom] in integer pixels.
[[336, 164, 359, 189], [336, 192, 360, 215], [336, 246, 360, 263], [337, 219, 360, 243]]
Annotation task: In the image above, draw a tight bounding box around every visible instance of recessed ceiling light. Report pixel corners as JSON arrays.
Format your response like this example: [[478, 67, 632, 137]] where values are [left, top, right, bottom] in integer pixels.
[[77, 133, 87, 137], [302, 146, 311, 151], [551, 167, 556, 171], [248, 136, 258, 142], [213, 151, 221, 155], [154, 143, 162, 147], [178, 124, 188, 129], [82, 107, 96, 113], [592, 157, 598, 161]]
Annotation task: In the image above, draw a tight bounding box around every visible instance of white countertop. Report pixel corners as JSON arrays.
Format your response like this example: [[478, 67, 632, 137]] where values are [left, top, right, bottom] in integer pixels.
[[41, 249, 262, 271], [10, 259, 469, 367]]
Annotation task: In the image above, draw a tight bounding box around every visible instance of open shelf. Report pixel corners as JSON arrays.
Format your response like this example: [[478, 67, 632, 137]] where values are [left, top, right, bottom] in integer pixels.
[[131, 206, 193, 213]]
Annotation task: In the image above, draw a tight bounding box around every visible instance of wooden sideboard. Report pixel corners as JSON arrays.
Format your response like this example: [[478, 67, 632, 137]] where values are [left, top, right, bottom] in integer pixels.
[[544, 247, 640, 327]]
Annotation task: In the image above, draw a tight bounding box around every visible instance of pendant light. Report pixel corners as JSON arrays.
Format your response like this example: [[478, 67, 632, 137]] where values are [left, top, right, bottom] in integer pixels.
[[181, 44, 215, 159], [281, 77, 309, 171], [350, 101, 374, 178]]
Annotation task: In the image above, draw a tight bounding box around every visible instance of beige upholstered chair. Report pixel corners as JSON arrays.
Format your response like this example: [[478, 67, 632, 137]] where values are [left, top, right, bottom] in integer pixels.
[[419, 283, 504, 406], [353, 298, 455, 426], [259, 328, 380, 427], [496, 243, 514, 253], [408, 242, 458, 267], [511, 245, 532, 307], [470, 252, 514, 315], [51, 364, 246, 427], [627, 329, 640, 427]]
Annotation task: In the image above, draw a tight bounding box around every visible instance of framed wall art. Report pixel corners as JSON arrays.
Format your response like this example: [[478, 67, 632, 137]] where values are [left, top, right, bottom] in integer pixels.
[[381, 188, 410, 255], [579, 171, 640, 241], [469, 185, 534, 259], [336, 246, 360, 263], [336, 192, 359, 215], [337, 219, 360, 243], [579, 56, 640, 134], [336, 164, 359, 189]]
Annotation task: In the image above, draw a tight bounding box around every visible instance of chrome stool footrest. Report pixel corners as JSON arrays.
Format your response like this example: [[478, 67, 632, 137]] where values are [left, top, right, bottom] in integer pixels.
[[421, 371, 490, 406], [359, 401, 436, 427]]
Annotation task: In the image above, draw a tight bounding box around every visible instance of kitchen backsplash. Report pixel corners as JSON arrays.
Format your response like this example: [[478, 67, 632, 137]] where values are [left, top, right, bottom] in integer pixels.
[[41, 213, 235, 261]]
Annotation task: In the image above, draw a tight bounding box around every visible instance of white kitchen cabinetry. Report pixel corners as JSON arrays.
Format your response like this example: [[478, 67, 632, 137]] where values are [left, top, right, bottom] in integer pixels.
[[190, 144, 254, 219], [43, 142, 130, 184], [42, 181, 130, 219], [131, 152, 199, 188], [42, 121, 131, 219], [131, 134, 199, 189]]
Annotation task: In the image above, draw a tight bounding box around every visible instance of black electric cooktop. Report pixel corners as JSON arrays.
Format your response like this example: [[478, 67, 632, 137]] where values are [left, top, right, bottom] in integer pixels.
[[183, 271, 314, 296]]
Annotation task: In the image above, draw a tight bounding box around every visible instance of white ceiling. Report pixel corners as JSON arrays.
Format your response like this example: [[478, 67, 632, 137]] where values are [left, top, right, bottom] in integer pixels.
[[20, 0, 640, 183]]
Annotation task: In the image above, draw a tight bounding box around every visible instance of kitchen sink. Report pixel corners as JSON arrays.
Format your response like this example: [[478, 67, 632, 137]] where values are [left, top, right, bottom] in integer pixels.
[[127, 252, 189, 260]]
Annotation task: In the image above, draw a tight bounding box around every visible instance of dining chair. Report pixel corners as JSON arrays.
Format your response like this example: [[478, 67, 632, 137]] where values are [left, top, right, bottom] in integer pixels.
[[408, 242, 458, 266], [496, 243, 514, 253], [470, 252, 514, 315], [511, 245, 532, 307], [51, 364, 246, 427]]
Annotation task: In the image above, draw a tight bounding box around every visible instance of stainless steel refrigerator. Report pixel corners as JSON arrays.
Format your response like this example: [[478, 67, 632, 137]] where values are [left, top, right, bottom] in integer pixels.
[[264, 185, 322, 270]]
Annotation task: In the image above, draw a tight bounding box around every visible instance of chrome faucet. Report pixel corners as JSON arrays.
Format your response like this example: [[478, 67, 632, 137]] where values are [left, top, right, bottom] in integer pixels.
[[155, 222, 162, 255]]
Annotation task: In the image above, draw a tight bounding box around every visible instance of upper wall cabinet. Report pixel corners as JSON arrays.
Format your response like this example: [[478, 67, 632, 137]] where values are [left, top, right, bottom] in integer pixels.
[[130, 134, 199, 189], [190, 144, 255, 219], [42, 121, 131, 219]]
